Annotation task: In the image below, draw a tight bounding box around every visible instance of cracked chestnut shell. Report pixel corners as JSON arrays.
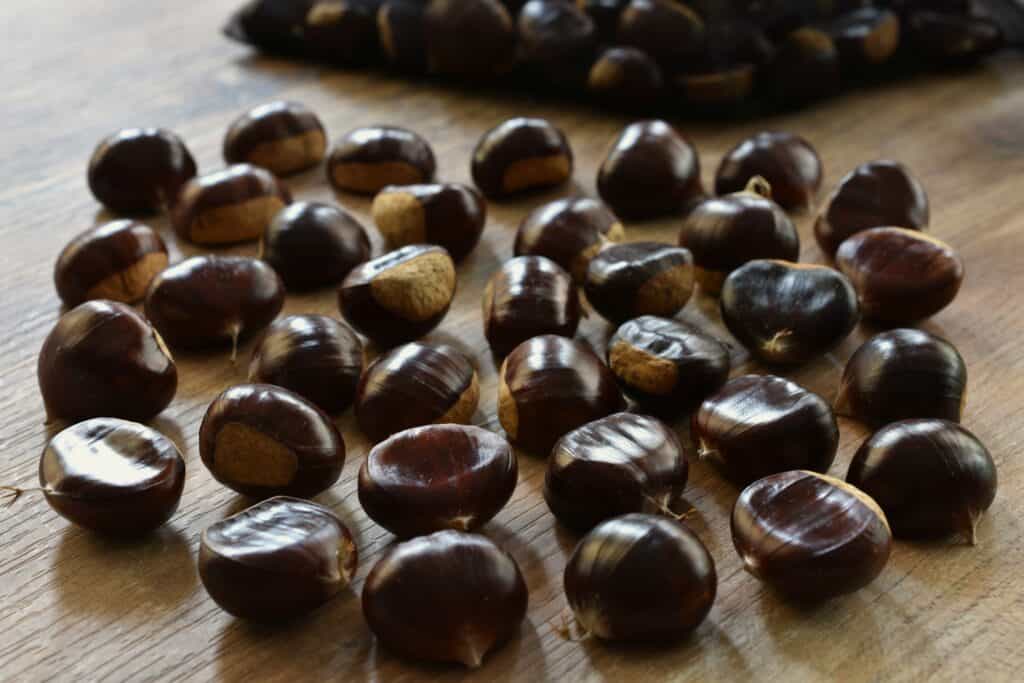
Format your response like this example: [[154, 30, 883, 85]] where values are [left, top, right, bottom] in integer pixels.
[[471, 118, 573, 199], [199, 496, 357, 621], [87, 128, 197, 214], [38, 300, 177, 423], [564, 513, 715, 641], [372, 183, 486, 262], [199, 383, 345, 498], [714, 131, 822, 211], [362, 530, 528, 668], [721, 260, 858, 365], [424, 0, 517, 80], [514, 197, 624, 282], [587, 46, 664, 107], [693, 374, 839, 486], [172, 164, 291, 245], [223, 101, 327, 176], [847, 419, 997, 544], [327, 126, 436, 195], [584, 242, 693, 325]]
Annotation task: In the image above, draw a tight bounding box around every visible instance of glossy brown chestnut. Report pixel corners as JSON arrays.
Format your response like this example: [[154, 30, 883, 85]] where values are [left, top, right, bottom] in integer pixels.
[[615, 0, 704, 65], [584, 242, 693, 325], [338, 244, 456, 347], [199, 383, 345, 498], [248, 315, 364, 415], [301, 0, 380, 66], [517, 0, 597, 85], [424, 0, 517, 80], [597, 120, 702, 220], [378, 0, 428, 72], [514, 197, 624, 282], [498, 335, 625, 454], [356, 342, 479, 442], [54, 220, 168, 307], [829, 8, 900, 68], [693, 375, 838, 486], [545, 413, 687, 532], [836, 329, 967, 427], [721, 260, 859, 365], [471, 118, 573, 199], [847, 419, 997, 544], [714, 131, 823, 211], [223, 101, 327, 176], [261, 201, 371, 290], [38, 300, 177, 423], [678, 177, 799, 295], [587, 46, 665, 106], [199, 496, 357, 621], [359, 424, 517, 537], [814, 160, 929, 257], [732, 471, 891, 601], [769, 27, 840, 103], [362, 530, 528, 668], [906, 11, 1003, 66], [607, 316, 730, 415], [371, 183, 486, 261], [327, 126, 436, 195], [836, 227, 964, 324], [564, 514, 715, 641], [171, 164, 291, 245], [145, 256, 285, 354], [87, 128, 197, 214]]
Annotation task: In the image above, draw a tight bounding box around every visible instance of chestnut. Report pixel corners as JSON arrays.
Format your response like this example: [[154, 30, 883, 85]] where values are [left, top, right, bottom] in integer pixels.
[[678, 177, 799, 295], [482, 256, 580, 358], [905, 11, 1003, 66], [615, 0, 704, 66], [732, 471, 891, 602], [769, 27, 840, 103], [199, 496, 357, 621], [577, 0, 629, 38], [607, 316, 730, 415], [517, 0, 597, 86], [371, 183, 486, 262], [338, 244, 456, 347], [38, 300, 177, 423], [261, 201, 371, 290], [223, 0, 308, 54], [223, 101, 327, 176], [587, 46, 665, 106], [423, 0, 517, 80], [847, 419, 997, 544], [362, 530, 528, 667], [545, 413, 687, 532], [836, 329, 967, 427], [378, 0, 428, 72], [54, 220, 168, 307], [356, 341, 479, 442], [814, 160, 929, 257], [714, 131, 823, 211], [199, 383, 345, 498], [675, 64, 756, 109], [145, 256, 285, 356], [498, 335, 625, 454], [829, 8, 901, 68], [597, 120, 702, 220], [301, 0, 380, 66], [471, 118, 573, 199], [721, 260, 859, 365], [514, 197, 624, 282], [584, 242, 693, 325], [87, 128, 197, 214], [171, 164, 291, 245], [359, 424, 517, 537], [327, 126, 436, 195], [248, 315, 364, 415], [836, 227, 964, 323], [564, 514, 715, 641]]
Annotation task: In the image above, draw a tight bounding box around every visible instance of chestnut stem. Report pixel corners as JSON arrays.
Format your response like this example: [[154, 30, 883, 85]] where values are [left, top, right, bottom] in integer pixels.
[[0, 486, 48, 507], [643, 494, 696, 523], [230, 325, 241, 364], [743, 176, 773, 200]]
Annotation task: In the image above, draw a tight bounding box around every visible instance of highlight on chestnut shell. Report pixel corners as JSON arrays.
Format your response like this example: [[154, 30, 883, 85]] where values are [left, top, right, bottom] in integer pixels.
[[714, 131, 823, 210], [87, 128, 197, 215], [583, 241, 695, 325]]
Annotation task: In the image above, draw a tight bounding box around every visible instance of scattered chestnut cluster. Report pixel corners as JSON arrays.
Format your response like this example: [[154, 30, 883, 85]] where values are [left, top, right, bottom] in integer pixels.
[[223, 0, 1007, 114], [13, 95, 998, 671]]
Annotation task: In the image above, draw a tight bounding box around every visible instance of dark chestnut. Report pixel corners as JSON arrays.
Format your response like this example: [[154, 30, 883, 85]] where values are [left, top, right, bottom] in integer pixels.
[[597, 120, 702, 220], [261, 201, 371, 290], [362, 530, 528, 668], [223, 0, 309, 54], [199, 496, 357, 621], [584, 242, 693, 325], [199, 383, 345, 498], [356, 342, 479, 442], [248, 315, 364, 415], [721, 260, 859, 365], [847, 419, 997, 544], [327, 126, 436, 195], [587, 46, 665, 106], [829, 8, 900, 68], [338, 244, 456, 347], [378, 0, 428, 72], [498, 335, 625, 454], [769, 27, 840, 103], [517, 0, 597, 86], [38, 301, 177, 423], [87, 128, 197, 214], [577, 0, 629, 38], [223, 101, 327, 176], [301, 0, 380, 65], [905, 11, 1003, 66], [836, 329, 967, 427], [732, 471, 891, 602], [675, 64, 756, 109], [564, 514, 715, 641], [424, 0, 517, 80], [615, 0, 704, 66], [714, 131, 823, 211], [171, 164, 291, 245], [54, 220, 168, 307], [814, 160, 929, 257], [514, 197, 624, 282], [371, 183, 486, 262], [471, 118, 573, 199]]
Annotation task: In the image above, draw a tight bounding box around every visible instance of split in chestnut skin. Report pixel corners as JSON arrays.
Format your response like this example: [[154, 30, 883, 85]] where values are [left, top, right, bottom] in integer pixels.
[[371, 183, 486, 262], [327, 126, 436, 195], [471, 117, 573, 199], [514, 197, 624, 282], [584, 241, 694, 325], [223, 101, 327, 176], [714, 131, 822, 210], [87, 128, 197, 215]]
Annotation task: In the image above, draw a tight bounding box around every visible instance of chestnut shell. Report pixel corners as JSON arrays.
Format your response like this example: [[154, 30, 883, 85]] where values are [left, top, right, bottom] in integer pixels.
[[514, 197, 624, 282], [583, 241, 694, 325], [87, 128, 197, 214], [223, 100, 327, 176], [327, 125, 436, 195], [471, 117, 573, 199], [714, 131, 822, 210], [371, 183, 486, 262]]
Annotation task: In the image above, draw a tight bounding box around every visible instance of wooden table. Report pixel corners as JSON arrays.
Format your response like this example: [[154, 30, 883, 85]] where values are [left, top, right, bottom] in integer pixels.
[[3, 1, 1024, 680]]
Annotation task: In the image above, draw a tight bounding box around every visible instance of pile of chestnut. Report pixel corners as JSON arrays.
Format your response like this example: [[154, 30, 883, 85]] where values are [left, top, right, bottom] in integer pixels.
[[19, 96, 998, 671]]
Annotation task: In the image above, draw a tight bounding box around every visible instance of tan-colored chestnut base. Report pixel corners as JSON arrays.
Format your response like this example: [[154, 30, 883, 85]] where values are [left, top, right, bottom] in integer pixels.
[[331, 161, 425, 194], [678, 65, 755, 106], [86, 251, 169, 303], [436, 373, 480, 425], [502, 155, 571, 194], [635, 264, 694, 316], [571, 222, 626, 282], [370, 251, 456, 322], [372, 191, 427, 248], [607, 340, 679, 396], [246, 130, 326, 176], [188, 196, 287, 244], [864, 12, 901, 64], [213, 422, 298, 487], [806, 471, 892, 533], [588, 59, 626, 93]]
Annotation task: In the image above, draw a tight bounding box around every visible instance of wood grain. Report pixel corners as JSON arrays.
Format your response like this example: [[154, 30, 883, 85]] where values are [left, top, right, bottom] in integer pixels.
[[3, 2, 1024, 681]]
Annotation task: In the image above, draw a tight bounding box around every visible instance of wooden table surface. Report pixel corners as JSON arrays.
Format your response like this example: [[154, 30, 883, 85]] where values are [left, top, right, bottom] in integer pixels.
[[3, 1, 1024, 681]]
